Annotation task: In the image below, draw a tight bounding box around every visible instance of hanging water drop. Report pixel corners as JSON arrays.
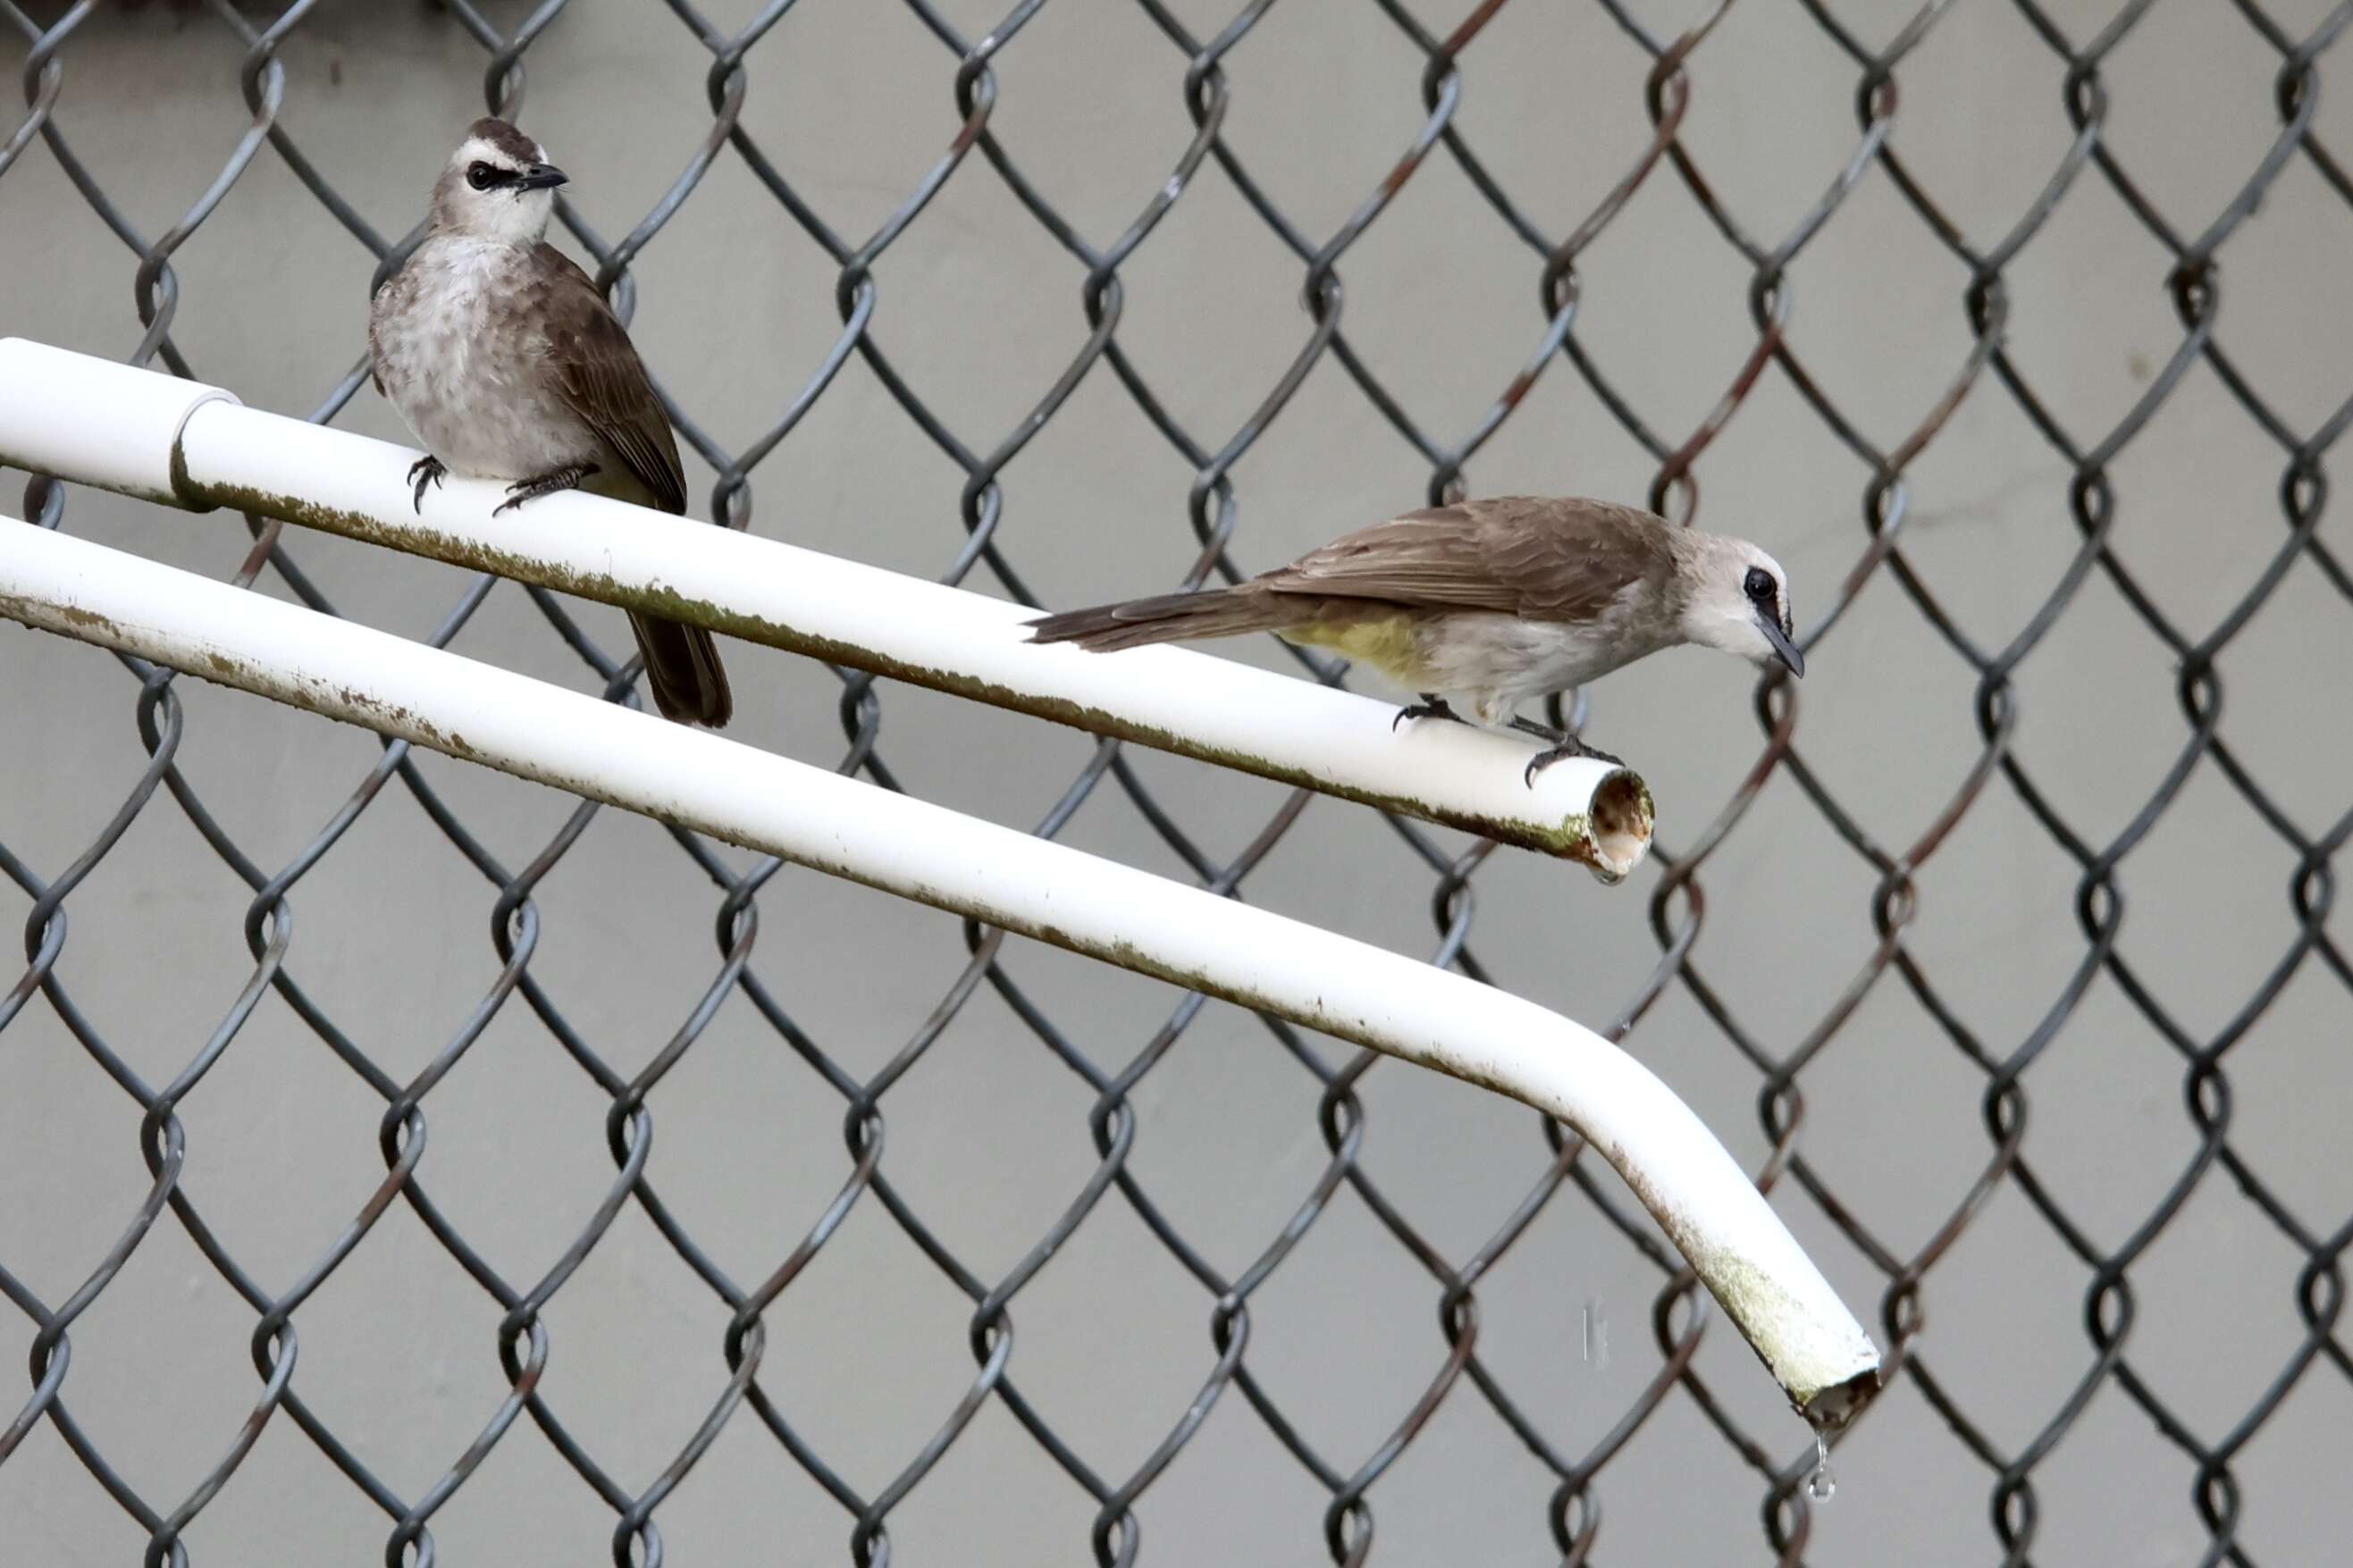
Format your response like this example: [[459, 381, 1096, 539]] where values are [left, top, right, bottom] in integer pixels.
[[1808, 1433, 1836, 1504]]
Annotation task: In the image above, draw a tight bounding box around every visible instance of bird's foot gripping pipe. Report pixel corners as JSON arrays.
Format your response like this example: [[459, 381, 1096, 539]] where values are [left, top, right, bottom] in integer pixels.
[[1391, 693, 1467, 731]]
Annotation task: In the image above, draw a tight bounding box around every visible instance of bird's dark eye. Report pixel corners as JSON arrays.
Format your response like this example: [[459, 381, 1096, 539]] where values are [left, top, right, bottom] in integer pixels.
[[1744, 566, 1776, 604], [466, 162, 499, 190]]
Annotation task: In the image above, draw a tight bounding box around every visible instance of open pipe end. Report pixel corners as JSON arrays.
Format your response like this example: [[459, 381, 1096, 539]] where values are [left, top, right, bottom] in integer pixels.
[[1577, 767, 1654, 885], [1800, 1363, 1883, 1431]]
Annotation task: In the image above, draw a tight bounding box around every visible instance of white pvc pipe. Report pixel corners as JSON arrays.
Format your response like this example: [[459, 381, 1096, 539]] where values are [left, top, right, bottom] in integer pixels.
[[0, 517, 1878, 1427], [0, 339, 1651, 882]]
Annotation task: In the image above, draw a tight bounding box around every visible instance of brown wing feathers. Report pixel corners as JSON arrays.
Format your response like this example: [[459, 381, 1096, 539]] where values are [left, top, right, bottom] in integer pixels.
[[1271, 498, 1667, 620], [535, 244, 688, 516], [535, 245, 732, 727]]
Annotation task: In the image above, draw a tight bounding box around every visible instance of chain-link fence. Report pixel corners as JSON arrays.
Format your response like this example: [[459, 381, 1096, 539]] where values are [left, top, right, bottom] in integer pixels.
[[4, 0, 2350, 1564]]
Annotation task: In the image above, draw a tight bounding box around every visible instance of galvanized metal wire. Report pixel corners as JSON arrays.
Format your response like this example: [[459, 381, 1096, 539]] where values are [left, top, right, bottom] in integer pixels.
[[4, 0, 2350, 1564]]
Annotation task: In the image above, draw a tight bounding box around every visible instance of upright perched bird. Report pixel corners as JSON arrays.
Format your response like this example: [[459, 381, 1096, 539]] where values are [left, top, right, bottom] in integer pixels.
[[369, 117, 732, 728], [1027, 497, 1803, 782]]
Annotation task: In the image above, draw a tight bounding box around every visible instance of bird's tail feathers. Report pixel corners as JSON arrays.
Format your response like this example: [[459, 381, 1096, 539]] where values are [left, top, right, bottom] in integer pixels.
[[1026, 586, 1300, 652], [631, 611, 734, 728]]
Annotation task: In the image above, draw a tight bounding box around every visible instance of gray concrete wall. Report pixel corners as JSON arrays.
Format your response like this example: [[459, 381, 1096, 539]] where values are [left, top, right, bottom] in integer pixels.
[[3, 2, 2349, 1564]]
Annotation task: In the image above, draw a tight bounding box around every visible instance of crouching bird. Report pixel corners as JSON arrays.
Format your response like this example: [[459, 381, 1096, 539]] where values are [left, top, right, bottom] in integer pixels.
[[1026, 496, 1803, 784], [368, 117, 732, 728]]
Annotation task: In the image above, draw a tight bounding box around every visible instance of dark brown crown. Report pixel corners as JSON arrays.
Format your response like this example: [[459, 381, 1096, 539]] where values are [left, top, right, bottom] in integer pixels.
[[465, 117, 544, 164]]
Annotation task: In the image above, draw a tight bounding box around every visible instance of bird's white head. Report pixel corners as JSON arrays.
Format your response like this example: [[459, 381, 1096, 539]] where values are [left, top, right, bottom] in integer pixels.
[[1676, 532, 1804, 678], [429, 117, 567, 247]]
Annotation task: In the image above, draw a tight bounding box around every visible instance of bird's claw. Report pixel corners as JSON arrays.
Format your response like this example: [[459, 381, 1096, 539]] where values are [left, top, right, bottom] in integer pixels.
[[493, 462, 600, 516], [407, 455, 447, 513], [1523, 737, 1626, 789], [1392, 695, 1464, 733]]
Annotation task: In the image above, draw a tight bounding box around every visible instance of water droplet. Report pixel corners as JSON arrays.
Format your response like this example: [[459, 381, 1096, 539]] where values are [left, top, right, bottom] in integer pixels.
[[1809, 1433, 1836, 1503]]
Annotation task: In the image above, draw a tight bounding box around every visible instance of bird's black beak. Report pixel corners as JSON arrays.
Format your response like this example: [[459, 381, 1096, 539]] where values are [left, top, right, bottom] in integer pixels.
[[517, 164, 568, 191], [1760, 614, 1805, 679]]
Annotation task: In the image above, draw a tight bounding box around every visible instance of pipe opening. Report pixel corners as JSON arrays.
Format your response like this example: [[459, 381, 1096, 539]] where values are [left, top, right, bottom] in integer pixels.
[[1584, 768, 1655, 882], [1802, 1363, 1882, 1431]]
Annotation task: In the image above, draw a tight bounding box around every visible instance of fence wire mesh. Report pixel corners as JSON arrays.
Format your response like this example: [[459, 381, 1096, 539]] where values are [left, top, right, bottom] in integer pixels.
[[3, 0, 2351, 1564]]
